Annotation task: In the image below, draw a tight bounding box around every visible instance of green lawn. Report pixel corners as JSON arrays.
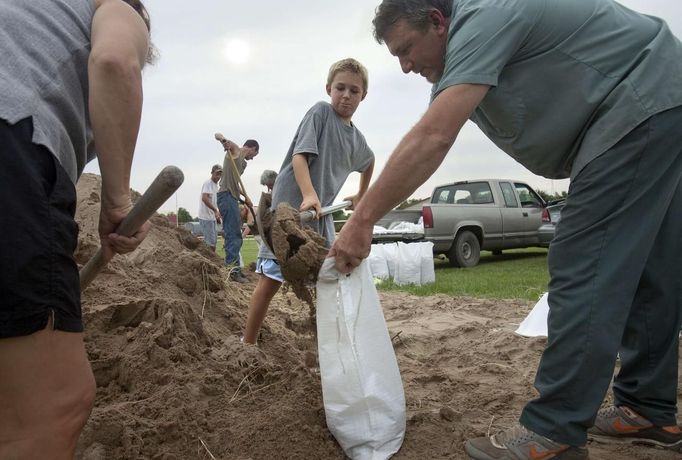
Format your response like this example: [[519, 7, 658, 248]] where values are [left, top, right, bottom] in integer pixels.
[[377, 248, 550, 301], [218, 237, 550, 302], [216, 236, 259, 266]]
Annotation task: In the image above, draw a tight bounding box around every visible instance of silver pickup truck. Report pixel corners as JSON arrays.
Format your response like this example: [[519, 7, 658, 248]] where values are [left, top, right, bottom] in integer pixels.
[[422, 179, 546, 267]]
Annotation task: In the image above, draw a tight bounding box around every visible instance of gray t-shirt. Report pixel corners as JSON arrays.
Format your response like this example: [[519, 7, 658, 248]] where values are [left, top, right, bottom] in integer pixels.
[[0, 0, 94, 184], [258, 101, 374, 259], [432, 0, 682, 180]]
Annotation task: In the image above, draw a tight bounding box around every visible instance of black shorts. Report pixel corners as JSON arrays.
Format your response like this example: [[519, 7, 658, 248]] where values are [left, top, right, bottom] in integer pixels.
[[0, 117, 82, 338]]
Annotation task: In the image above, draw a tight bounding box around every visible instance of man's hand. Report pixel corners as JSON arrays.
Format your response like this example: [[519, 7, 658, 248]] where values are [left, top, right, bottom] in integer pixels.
[[220, 138, 240, 156], [99, 200, 150, 263], [300, 193, 322, 218], [328, 215, 373, 273], [215, 209, 222, 224]]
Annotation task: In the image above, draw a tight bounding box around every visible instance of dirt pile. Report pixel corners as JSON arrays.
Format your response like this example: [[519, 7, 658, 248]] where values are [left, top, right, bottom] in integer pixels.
[[76, 174, 336, 459], [75, 173, 680, 459]]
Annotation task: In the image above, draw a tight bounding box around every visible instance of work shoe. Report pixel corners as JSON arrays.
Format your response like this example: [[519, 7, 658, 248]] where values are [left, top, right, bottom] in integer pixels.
[[465, 424, 589, 459], [229, 270, 248, 284], [588, 405, 682, 452]]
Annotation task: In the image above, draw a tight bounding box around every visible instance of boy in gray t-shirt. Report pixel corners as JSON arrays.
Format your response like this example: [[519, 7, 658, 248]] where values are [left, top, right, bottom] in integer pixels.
[[243, 58, 375, 344]]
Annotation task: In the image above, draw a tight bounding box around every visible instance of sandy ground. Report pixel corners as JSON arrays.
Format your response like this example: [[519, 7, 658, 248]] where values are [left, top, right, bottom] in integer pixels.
[[75, 174, 680, 460]]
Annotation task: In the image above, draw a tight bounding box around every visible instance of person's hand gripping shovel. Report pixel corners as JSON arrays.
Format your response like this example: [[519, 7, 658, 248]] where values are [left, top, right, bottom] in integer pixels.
[[79, 166, 185, 291]]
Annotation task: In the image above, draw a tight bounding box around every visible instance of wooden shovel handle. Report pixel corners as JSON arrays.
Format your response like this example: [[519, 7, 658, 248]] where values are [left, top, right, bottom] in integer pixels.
[[79, 166, 185, 291]]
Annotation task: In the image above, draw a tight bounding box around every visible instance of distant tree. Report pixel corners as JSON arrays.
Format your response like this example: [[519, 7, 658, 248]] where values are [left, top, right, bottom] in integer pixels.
[[177, 207, 193, 224], [536, 189, 568, 204], [397, 197, 428, 210], [332, 209, 348, 232]]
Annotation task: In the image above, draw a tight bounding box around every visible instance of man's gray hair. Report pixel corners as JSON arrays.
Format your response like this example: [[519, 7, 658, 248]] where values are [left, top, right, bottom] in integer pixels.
[[260, 170, 278, 188], [373, 0, 453, 44]]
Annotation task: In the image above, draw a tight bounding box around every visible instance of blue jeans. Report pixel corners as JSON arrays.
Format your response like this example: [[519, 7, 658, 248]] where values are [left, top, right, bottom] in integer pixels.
[[217, 191, 242, 266], [198, 219, 217, 248]]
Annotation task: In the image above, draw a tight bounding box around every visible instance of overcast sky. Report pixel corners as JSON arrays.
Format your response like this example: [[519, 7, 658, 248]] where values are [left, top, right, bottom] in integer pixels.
[[83, 0, 682, 216]]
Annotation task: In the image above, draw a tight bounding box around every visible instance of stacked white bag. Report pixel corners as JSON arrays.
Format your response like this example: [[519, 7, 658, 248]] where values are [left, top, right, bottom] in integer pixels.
[[418, 241, 435, 284], [394, 242, 422, 285], [317, 258, 406, 460], [368, 245, 390, 280], [369, 242, 434, 286]]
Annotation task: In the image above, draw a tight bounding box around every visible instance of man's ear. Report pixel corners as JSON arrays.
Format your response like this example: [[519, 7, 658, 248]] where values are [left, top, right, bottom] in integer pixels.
[[326, 84, 332, 96], [429, 8, 447, 31]]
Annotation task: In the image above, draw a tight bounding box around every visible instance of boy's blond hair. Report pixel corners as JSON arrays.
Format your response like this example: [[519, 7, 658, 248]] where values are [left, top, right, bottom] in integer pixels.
[[327, 58, 369, 96]]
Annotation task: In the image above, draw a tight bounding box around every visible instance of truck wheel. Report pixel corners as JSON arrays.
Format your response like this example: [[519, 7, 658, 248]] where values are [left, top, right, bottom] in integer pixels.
[[448, 230, 481, 267]]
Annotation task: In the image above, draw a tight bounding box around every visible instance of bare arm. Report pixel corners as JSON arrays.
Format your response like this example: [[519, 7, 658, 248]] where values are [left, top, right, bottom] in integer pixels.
[[89, 0, 150, 261], [292, 153, 322, 216], [201, 193, 221, 221], [330, 84, 490, 272], [344, 159, 375, 210]]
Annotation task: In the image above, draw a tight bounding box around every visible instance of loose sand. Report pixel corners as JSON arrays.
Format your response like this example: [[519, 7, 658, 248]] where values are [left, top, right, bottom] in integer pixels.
[[75, 174, 681, 460]]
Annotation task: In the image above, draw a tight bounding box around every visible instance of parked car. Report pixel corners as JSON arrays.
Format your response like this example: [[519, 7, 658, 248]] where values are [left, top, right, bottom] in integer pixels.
[[374, 179, 548, 267], [538, 200, 565, 246]]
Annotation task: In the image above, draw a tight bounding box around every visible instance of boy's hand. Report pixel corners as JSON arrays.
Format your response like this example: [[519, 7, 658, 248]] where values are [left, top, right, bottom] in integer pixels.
[[300, 193, 322, 218], [343, 194, 360, 211]]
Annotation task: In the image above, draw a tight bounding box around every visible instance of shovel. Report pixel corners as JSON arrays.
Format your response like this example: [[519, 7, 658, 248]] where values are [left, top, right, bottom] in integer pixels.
[[299, 200, 352, 223], [79, 165, 184, 291], [256, 197, 351, 253]]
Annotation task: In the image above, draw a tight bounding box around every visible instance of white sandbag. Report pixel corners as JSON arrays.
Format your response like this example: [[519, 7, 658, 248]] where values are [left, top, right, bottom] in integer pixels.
[[419, 241, 435, 284], [382, 243, 398, 278], [387, 221, 424, 234], [369, 244, 390, 280], [515, 292, 549, 337], [317, 258, 406, 460], [372, 243, 398, 278], [394, 242, 422, 285]]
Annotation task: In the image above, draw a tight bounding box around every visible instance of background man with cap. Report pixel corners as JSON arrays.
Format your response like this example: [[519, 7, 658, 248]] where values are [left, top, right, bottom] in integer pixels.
[[217, 138, 259, 282], [197, 164, 222, 252]]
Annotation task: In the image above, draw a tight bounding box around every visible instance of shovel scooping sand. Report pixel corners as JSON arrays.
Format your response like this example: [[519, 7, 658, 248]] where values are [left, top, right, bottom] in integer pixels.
[[257, 193, 350, 307]]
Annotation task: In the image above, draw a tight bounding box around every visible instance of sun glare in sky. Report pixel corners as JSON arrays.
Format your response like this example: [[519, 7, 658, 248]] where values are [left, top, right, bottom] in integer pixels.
[[223, 38, 250, 65]]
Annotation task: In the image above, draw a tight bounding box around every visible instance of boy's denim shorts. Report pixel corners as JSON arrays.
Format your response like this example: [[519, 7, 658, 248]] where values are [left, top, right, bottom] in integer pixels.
[[255, 258, 284, 283], [0, 117, 82, 338]]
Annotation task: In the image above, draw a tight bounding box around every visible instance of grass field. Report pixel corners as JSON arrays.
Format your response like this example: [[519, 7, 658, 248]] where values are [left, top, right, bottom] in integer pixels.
[[216, 236, 259, 266], [218, 237, 550, 301], [378, 248, 550, 301]]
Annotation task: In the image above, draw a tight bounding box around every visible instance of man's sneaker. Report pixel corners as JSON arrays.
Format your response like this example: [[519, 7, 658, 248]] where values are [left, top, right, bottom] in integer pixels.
[[465, 424, 589, 459], [588, 405, 682, 452]]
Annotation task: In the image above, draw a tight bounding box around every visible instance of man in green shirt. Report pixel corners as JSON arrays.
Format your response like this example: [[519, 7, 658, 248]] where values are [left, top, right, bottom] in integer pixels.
[[331, 0, 682, 458], [217, 138, 259, 283]]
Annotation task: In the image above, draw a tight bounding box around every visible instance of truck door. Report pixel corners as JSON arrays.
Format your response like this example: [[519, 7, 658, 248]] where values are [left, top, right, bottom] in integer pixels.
[[498, 181, 527, 247], [513, 182, 545, 244]]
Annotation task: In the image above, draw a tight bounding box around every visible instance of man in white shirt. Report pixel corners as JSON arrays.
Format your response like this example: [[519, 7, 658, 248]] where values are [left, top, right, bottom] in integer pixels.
[[198, 164, 222, 251]]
